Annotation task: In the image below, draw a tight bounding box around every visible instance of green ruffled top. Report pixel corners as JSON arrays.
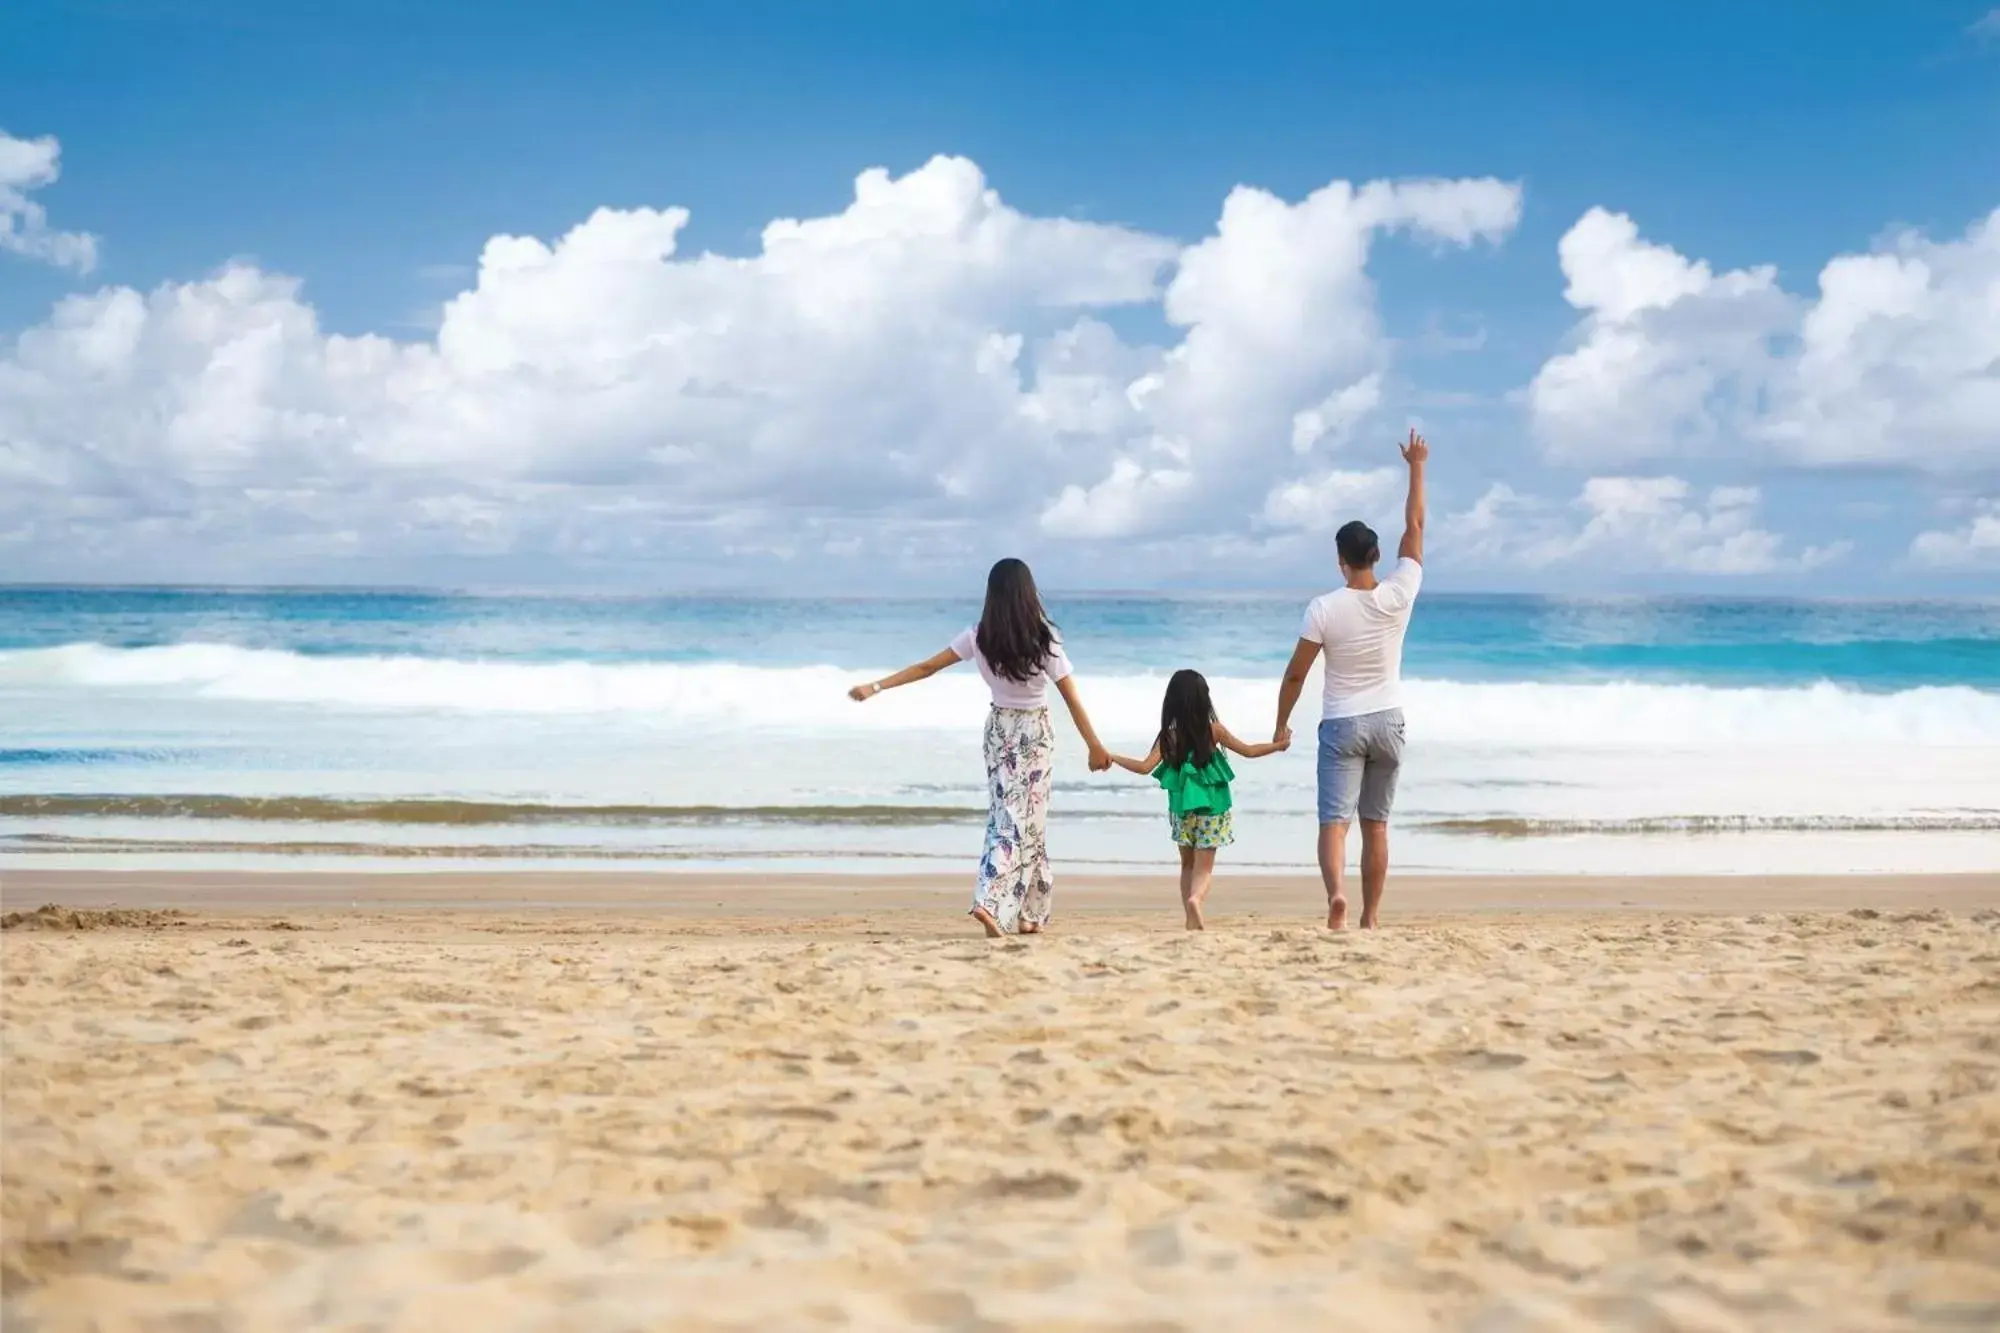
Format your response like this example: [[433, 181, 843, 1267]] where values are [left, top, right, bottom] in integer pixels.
[[1154, 748, 1235, 820]]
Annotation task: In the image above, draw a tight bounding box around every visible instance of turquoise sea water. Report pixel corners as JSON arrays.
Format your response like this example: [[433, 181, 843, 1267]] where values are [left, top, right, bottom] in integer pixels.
[[6, 587, 1999, 685], [4, 587, 1998, 875]]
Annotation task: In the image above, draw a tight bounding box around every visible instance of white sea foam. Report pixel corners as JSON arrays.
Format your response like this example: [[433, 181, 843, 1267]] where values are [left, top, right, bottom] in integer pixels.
[[6, 641, 2000, 749]]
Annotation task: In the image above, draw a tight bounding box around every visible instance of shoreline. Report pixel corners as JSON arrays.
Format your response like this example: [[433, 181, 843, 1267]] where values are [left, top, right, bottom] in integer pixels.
[[4, 868, 1995, 927]]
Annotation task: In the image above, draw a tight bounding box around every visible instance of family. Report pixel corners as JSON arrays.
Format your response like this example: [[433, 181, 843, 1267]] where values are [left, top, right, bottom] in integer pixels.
[[850, 432, 1429, 936]]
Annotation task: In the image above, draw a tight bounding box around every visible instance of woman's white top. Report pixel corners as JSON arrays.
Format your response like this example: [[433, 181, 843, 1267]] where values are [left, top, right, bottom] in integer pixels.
[[949, 626, 1072, 708]]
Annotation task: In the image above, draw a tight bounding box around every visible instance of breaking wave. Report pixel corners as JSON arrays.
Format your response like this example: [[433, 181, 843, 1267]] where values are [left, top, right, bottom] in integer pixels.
[[5, 641, 1999, 748]]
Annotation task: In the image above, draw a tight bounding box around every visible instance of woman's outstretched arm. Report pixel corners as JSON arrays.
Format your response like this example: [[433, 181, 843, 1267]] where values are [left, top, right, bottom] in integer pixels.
[[1215, 720, 1289, 759], [1053, 676, 1112, 771], [849, 647, 960, 701]]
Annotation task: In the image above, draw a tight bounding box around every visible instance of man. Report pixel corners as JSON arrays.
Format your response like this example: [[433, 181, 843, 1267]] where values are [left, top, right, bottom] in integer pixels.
[[1275, 429, 1427, 930]]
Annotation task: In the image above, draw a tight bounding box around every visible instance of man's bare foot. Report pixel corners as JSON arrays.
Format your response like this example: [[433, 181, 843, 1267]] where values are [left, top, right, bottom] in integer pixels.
[[970, 907, 1004, 939], [1327, 896, 1349, 930]]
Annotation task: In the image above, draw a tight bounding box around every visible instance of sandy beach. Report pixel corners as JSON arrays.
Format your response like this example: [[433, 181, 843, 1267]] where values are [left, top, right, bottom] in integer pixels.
[[4, 870, 1999, 1331]]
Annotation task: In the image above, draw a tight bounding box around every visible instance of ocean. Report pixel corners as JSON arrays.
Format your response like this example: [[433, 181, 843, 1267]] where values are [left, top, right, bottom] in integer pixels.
[[3, 586, 1998, 877]]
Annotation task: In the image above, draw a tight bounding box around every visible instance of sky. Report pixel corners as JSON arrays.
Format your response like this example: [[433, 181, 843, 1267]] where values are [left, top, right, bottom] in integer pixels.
[[2, 0, 1997, 594]]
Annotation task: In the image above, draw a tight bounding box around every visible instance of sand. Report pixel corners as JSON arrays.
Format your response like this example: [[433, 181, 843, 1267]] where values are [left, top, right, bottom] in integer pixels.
[[4, 871, 1999, 1331]]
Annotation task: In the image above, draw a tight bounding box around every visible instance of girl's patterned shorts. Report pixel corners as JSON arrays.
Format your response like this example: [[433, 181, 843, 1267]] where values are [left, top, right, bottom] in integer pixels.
[[1171, 810, 1235, 849]]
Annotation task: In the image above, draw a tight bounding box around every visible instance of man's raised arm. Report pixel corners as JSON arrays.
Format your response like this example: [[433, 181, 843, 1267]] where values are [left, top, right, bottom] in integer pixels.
[[1398, 428, 1428, 564]]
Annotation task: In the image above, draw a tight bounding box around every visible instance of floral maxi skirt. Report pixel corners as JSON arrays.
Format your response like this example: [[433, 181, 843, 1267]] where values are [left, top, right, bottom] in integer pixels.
[[975, 706, 1055, 933]]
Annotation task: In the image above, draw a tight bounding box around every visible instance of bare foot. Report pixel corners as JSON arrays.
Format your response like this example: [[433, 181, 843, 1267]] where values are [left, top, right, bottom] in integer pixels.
[[1184, 900, 1205, 931], [1359, 913, 1379, 930], [1019, 921, 1043, 935], [970, 907, 1004, 939], [1327, 896, 1349, 930]]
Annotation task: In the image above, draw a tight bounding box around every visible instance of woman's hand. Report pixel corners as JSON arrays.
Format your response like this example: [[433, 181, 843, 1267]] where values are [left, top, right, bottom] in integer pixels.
[[1054, 677, 1111, 773], [848, 682, 881, 703]]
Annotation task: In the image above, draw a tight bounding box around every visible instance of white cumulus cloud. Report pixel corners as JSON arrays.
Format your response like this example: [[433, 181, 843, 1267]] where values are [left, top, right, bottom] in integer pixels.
[[1052, 175, 1518, 538], [1, 154, 1521, 578], [1528, 205, 2000, 472], [1040, 457, 1194, 539], [0, 131, 98, 273], [1259, 467, 1401, 533], [1527, 208, 1789, 463], [1290, 373, 1383, 453], [1447, 475, 1846, 576], [1909, 499, 2000, 568], [1763, 211, 2000, 468]]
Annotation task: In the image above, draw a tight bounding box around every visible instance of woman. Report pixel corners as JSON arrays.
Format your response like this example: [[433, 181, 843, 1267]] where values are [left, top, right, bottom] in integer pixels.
[[849, 558, 1110, 937]]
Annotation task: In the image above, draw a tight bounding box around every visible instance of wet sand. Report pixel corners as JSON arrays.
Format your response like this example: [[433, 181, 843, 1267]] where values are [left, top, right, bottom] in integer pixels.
[[4, 869, 1998, 1329], [8, 866, 2000, 920]]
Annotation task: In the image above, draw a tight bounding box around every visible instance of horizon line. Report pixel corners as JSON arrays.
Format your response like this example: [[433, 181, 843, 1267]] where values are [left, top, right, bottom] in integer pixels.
[[3, 581, 1998, 608]]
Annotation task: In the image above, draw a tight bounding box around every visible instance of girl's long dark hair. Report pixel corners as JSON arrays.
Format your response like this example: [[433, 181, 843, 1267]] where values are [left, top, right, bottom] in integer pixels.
[[1157, 669, 1217, 769], [976, 558, 1058, 683]]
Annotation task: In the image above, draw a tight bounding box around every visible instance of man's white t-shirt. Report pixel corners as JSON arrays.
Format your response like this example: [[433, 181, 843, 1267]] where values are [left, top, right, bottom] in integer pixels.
[[950, 627, 1073, 708], [1299, 558, 1423, 719]]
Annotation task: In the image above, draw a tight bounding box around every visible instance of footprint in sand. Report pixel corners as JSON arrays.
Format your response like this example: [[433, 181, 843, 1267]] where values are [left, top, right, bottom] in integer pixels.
[[1739, 1048, 1822, 1066], [976, 1171, 1083, 1200]]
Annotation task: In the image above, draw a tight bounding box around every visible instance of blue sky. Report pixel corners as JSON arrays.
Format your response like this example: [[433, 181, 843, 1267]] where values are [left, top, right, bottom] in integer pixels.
[[2, 0, 1997, 592]]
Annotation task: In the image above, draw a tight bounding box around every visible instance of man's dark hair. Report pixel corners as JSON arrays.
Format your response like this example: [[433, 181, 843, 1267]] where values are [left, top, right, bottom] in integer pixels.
[[1335, 520, 1381, 569]]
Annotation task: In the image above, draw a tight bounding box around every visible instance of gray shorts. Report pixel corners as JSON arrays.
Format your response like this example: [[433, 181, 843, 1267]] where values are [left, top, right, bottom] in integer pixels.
[[1316, 708, 1406, 825]]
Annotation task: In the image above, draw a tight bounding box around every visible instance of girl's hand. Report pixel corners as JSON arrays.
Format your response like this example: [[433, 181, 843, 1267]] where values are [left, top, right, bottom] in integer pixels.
[[1219, 722, 1289, 759], [848, 682, 881, 703]]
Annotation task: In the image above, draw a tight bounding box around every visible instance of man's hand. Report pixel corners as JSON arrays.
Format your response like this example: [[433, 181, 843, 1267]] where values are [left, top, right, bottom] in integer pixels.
[[1397, 428, 1428, 563]]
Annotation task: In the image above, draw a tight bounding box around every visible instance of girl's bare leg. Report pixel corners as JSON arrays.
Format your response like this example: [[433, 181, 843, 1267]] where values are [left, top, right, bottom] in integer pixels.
[[1177, 845, 1200, 930], [1185, 848, 1216, 931]]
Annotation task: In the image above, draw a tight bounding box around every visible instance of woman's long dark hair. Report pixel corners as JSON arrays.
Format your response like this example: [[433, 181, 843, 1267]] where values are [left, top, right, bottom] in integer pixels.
[[1157, 669, 1217, 769], [976, 558, 1058, 683]]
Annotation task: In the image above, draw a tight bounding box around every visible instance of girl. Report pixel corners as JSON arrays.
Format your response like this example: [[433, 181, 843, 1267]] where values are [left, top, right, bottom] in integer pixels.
[[1105, 669, 1288, 930], [849, 558, 1110, 938]]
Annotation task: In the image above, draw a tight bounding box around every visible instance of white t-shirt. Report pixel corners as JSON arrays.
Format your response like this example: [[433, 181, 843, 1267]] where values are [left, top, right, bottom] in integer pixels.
[[1299, 558, 1423, 719], [949, 626, 1072, 709]]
